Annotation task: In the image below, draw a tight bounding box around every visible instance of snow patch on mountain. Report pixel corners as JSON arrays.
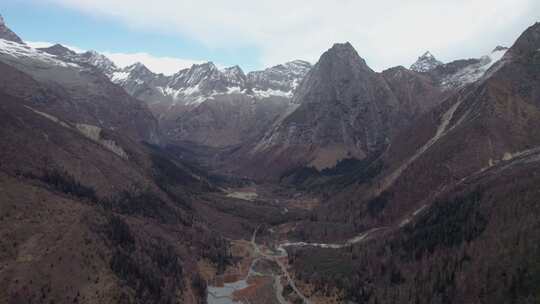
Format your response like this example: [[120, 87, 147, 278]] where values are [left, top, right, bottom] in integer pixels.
[[247, 60, 312, 93], [33, 44, 311, 107], [410, 51, 443, 72], [251, 88, 293, 98], [111, 70, 130, 82], [0, 39, 79, 68], [440, 47, 508, 89], [105, 59, 310, 106], [78, 50, 118, 76]]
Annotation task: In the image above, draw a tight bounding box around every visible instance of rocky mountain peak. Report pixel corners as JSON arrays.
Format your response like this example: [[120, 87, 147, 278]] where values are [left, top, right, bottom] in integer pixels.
[[410, 51, 443, 72], [119, 62, 157, 82], [222, 65, 247, 87], [322, 42, 366, 65], [79, 50, 118, 76], [193, 61, 218, 73], [315, 42, 371, 77], [38, 44, 77, 57], [224, 65, 246, 77], [422, 51, 435, 58], [492, 45, 509, 53], [507, 22, 540, 57], [127, 62, 151, 73], [277, 60, 312, 75], [329, 41, 355, 52], [245, 60, 311, 93], [0, 14, 24, 44], [170, 62, 219, 88], [290, 41, 384, 107], [224, 65, 243, 74], [287, 59, 311, 67], [82, 50, 108, 61]]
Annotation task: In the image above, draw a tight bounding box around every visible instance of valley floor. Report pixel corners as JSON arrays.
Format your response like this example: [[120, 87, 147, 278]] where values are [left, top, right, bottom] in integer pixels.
[[195, 181, 376, 304]]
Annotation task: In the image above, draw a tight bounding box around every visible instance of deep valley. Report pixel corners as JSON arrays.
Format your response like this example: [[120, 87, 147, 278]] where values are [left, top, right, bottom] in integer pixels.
[[1, 11, 540, 304]]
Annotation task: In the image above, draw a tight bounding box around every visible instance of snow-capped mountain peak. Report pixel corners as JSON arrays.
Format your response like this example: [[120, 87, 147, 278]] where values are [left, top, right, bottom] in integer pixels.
[[223, 65, 245, 77], [422, 51, 435, 58], [37, 45, 312, 106], [37, 44, 77, 57], [438, 46, 508, 90], [222, 65, 247, 86], [78, 50, 118, 76], [246, 60, 312, 94], [410, 51, 443, 72], [126, 62, 153, 74]]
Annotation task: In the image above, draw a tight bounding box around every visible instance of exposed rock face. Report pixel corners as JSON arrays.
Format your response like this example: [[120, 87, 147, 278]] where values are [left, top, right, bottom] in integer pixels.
[[169, 94, 292, 147], [37, 42, 313, 147], [410, 47, 510, 91], [0, 15, 23, 44], [245, 42, 442, 179], [77, 50, 119, 77], [288, 22, 540, 304], [506, 22, 540, 57], [381, 66, 446, 122], [410, 51, 443, 72], [156, 60, 308, 146], [37, 43, 77, 57], [101, 58, 311, 147], [247, 60, 311, 93], [428, 47, 508, 90], [310, 23, 540, 238], [0, 33, 159, 143]]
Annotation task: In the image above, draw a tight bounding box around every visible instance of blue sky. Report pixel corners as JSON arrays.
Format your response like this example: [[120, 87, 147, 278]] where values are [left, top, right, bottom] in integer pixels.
[[3, 0, 540, 75], [3, 0, 262, 73]]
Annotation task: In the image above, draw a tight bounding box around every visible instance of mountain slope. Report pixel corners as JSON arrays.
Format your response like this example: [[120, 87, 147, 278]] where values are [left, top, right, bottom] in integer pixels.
[[424, 46, 509, 90], [243, 42, 442, 180], [0, 15, 23, 44], [43, 49, 313, 147], [290, 149, 540, 303], [285, 22, 540, 304], [0, 88, 230, 304], [410, 51, 443, 72], [0, 20, 234, 303], [252, 43, 398, 172], [305, 23, 540, 237], [0, 38, 159, 143]]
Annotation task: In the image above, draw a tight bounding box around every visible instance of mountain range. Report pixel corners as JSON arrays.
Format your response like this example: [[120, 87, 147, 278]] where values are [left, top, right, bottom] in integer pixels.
[[1, 13, 540, 304]]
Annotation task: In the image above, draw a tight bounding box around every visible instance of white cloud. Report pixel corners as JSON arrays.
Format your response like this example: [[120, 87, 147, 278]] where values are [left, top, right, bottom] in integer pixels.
[[102, 52, 203, 75], [35, 0, 540, 70]]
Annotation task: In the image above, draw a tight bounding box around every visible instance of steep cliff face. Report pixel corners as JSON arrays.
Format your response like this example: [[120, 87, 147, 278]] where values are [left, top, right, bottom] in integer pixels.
[[299, 23, 540, 241], [244, 42, 443, 180], [0, 15, 23, 44], [156, 61, 311, 147], [286, 23, 540, 304], [382, 66, 446, 126]]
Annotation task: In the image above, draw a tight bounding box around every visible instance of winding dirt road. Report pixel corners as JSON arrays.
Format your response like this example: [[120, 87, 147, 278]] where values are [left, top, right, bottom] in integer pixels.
[[251, 227, 311, 304]]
